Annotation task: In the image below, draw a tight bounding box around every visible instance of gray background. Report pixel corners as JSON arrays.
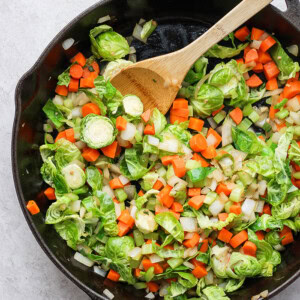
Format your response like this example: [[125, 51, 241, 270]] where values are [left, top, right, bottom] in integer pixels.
[[0, 0, 298, 299]]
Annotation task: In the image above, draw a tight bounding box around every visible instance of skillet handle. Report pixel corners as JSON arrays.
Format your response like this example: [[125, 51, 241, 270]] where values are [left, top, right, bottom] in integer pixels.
[[281, 0, 300, 28]]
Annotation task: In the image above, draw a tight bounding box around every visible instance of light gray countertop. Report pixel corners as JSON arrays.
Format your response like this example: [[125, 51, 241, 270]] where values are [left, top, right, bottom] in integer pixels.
[[0, 0, 299, 299]]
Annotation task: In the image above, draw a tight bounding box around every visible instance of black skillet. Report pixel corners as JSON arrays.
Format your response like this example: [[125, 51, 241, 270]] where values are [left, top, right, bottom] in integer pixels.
[[12, 0, 300, 299]]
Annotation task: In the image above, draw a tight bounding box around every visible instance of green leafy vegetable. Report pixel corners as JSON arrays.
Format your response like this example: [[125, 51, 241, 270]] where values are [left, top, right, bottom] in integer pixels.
[[204, 43, 249, 59], [150, 108, 167, 135], [187, 167, 215, 183], [42, 99, 65, 128], [250, 214, 283, 232], [86, 166, 103, 193]]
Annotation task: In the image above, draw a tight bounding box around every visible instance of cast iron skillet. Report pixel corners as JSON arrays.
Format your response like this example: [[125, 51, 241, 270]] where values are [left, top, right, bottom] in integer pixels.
[[12, 0, 300, 299]]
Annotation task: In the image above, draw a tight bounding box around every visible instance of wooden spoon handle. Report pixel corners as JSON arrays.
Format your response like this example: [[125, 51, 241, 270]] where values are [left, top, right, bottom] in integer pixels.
[[170, 0, 272, 73]]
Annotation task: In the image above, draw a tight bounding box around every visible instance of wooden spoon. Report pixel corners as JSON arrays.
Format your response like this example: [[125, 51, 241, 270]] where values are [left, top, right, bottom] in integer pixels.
[[111, 0, 272, 115]]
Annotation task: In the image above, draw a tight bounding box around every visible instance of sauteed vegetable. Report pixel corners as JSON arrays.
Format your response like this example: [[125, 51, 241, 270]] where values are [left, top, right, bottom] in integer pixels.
[[28, 20, 300, 299]]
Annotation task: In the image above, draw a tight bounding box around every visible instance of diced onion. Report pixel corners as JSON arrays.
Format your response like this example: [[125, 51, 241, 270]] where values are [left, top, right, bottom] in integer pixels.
[[124, 185, 136, 200], [159, 283, 169, 297], [149, 154, 158, 161], [103, 185, 114, 198], [77, 92, 90, 105], [207, 117, 217, 129], [259, 32, 269, 41], [70, 200, 81, 212], [250, 40, 262, 49], [137, 122, 145, 136], [219, 192, 228, 203], [74, 252, 94, 267], [158, 140, 179, 153], [243, 72, 250, 80], [130, 205, 137, 220], [103, 289, 114, 300], [184, 232, 195, 240], [183, 261, 195, 269], [98, 15, 111, 23], [242, 199, 256, 216], [264, 89, 283, 98], [110, 164, 121, 175], [132, 24, 147, 43], [207, 134, 217, 147], [150, 254, 164, 263], [258, 180, 267, 195], [290, 111, 300, 125], [145, 292, 155, 299], [274, 244, 285, 251], [209, 199, 224, 216], [272, 132, 282, 143], [180, 217, 198, 232], [119, 175, 130, 185], [201, 187, 210, 194], [255, 200, 265, 213], [148, 136, 160, 146], [129, 53, 137, 63], [158, 177, 166, 187], [114, 202, 121, 218], [287, 44, 299, 57], [62, 38, 75, 50], [129, 46, 136, 54], [182, 144, 193, 156], [222, 120, 233, 146], [129, 247, 142, 259], [167, 176, 182, 187], [53, 95, 64, 106], [205, 270, 214, 285], [287, 97, 300, 112], [93, 266, 107, 277], [121, 123, 136, 141], [74, 141, 86, 150], [72, 107, 82, 118], [117, 135, 131, 148]]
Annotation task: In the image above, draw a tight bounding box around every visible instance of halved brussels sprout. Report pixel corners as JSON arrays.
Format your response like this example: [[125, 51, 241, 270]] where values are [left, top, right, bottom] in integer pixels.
[[123, 95, 144, 117], [135, 209, 158, 234], [103, 59, 133, 80], [61, 163, 86, 189], [80, 114, 116, 149]]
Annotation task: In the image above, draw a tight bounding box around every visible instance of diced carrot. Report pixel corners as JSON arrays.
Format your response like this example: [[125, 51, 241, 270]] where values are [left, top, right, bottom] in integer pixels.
[[188, 118, 204, 132], [101, 141, 118, 159], [55, 85, 68, 96], [153, 180, 164, 190], [157, 185, 174, 208], [246, 74, 263, 88], [234, 26, 250, 42], [118, 209, 135, 228], [212, 105, 225, 117], [138, 190, 144, 197], [266, 78, 278, 90], [65, 128, 76, 143], [91, 61, 100, 75], [229, 107, 243, 125], [70, 52, 86, 67], [170, 210, 180, 220], [192, 265, 208, 278], [207, 128, 222, 148], [218, 228, 233, 243], [190, 134, 207, 152], [283, 81, 300, 99], [70, 64, 83, 79], [258, 50, 272, 64], [260, 36, 276, 52], [279, 227, 294, 246], [201, 146, 217, 159], [170, 114, 188, 124], [82, 67, 91, 78], [153, 263, 163, 274], [82, 103, 100, 117], [251, 27, 265, 40], [235, 58, 244, 65], [281, 226, 292, 236], [192, 153, 209, 167], [216, 183, 232, 196], [170, 108, 189, 118], [258, 135, 265, 141], [191, 258, 205, 268], [171, 202, 183, 213], [142, 259, 153, 271], [80, 76, 95, 88], [244, 46, 252, 58], [242, 241, 257, 257], [107, 269, 120, 282], [55, 131, 66, 143], [147, 282, 159, 293], [252, 62, 264, 73], [118, 221, 131, 236], [263, 203, 271, 215], [172, 157, 186, 178], [82, 147, 100, 162], [183, 233, 200, 248], [164, 244, 174, 250], [245, 48, 259, 63], [208, 237, 217, 247], [173, 98, 188, 109], [44, 187, 56, 200], [188, 188, 201, 197], [218, 212, 229, 222], [68, 78, 79, 92], [256, 231, 265, 240], [134, 269, 141, 277], [188, 195, 205, 210], [269, 105, 279, 120], [155, 205, 169, 215], [161, 155, 179, 166], [26, 200, 40, 215], [230, 204, 242, 215], [144, 124, 155, 135], [141, 109, 151, 123], [230, 230, 248, 248], [200, 239, 209, 253], [112, 197, 119, 204], [287, 72, 299, 84], [109, 178, 124, 189], [116, 116, 127, 131], [263, 61, 280, 80]]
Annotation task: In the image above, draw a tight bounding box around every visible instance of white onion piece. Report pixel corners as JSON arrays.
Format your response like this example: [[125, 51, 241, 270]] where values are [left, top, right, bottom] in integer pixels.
[[272, 132, 282, 143], [264, 89, 283, 98], [219, 192, 228, 203], [245, 61, 257, 69], [259, 32, 269, 41], [74, 141, 86, 150], [148, 136, 160, 146], [110, 164, 121, 175], [182, 144, 193, 156], [201, 187, 210, 194], [103, 289, 114, 300], [274, 244, 285, 251], [136, 123, 144, 136], [72, 107, 82, 118], [74, 252, 94, 267], [207, 134, 217, 147], [98, 15, 111, 23], [250, 40, 262, 49], [158, 177, 166, 187], [124, 185, 136, 200], [130, 205, 137, 220], [222, 120, 233, 146], [180, 217, 198, 232], [167, 176, 182, 187], [210, 217, 219, 223], [129, 247, 142, 259], [287, 97, 300, 112], [119, 175, 130, 185], [53, 95, 64, 106], [205, 270, 214, 285], [114, 202, 121, 218], [242, 199, 256, 216], [159, 283, 169, 297], [121, 123, 136, 141], [290, 111, 300, 125], [207, 117, 217, 129], [129, 46, 136, 54], [243, 72, 250, 80], [184, 232, 195, 240], [258, 180, 267, 195], [149, 154, 158, 161], [150, 254, 164, 263], [209, 199, 224, 216], [255, 200, 265, 213], [93, 266, 107, 277], [183, 261, 195, 269], [70, 200, 81, 212], [103, 185, 114, 198], [145, 292, 155, 299], [212, 169, 224, 182], [287, 44, 299, 57], [158, 140, 179, 153], [117, 135, 131, 148], [76, 92, 90, 105], [132, 24, 147, 43], [62, 38, 75, 50], [103, 167, 110, 180], [129, 54, 137, 63], [209, 179, 217, 192]]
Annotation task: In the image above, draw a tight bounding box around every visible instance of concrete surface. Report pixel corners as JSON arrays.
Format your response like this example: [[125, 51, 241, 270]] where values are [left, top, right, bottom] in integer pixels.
[[0, 0, 298, 299]]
